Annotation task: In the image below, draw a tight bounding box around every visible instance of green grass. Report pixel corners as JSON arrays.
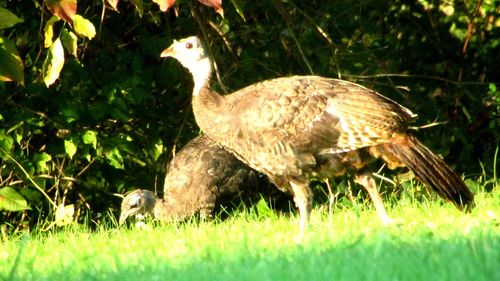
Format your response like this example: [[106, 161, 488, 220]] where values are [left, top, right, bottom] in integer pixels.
[[1, 189, 499, 281]]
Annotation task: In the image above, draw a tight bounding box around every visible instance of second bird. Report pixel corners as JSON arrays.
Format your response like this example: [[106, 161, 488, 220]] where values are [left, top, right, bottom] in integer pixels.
[[119, 134, 283, 224]]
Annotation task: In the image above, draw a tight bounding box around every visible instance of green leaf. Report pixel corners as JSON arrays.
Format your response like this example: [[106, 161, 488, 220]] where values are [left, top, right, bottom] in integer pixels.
[[42, 38, 65, 87], [464, 179, 481, 193], [105, 147, 124, 169], [60, 105, 80, 122], [73, 15, 96, 39], [0, 7, 24, 30], [33, 177, 46, 191], [488, 83, 497, 94], [110, 108, 129, 122], [60, 28, 78, 57], [33, 152, 52, 163], [439, 2, 455, 16], [255, 197, 276, 219], [129, 0, 144, 17], [84, 153, 92, 162], [44, 16, 60, 48], [0, 36, 24, 84], [0, 129, 14, 160], [18, 188, 42, 202], [33, 152, 52, 173], [15, 132, 22, 144], [82, 130, 98, 149], [229, 0, 246, 21], [64, 139, 77, 159], [0, 187, 31, 211], [449, 22, 466, 41], [152, 140, 163, 161]]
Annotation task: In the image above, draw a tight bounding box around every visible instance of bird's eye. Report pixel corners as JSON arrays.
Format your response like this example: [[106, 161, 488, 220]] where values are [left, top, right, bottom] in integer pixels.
[[185, 42, 193, 49]]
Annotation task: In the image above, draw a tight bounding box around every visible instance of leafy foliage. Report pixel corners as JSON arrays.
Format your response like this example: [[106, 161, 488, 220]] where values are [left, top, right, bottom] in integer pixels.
[[0, 35, 24, 83], [0, 186, 31, 211], [0, 0, 498, 232], [0, 6, 23, 29]]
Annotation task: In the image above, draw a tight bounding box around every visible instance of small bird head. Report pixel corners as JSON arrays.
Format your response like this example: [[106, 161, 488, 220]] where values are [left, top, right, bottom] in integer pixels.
[[119, 189, 158, 225], [160, 36, 208, 72]]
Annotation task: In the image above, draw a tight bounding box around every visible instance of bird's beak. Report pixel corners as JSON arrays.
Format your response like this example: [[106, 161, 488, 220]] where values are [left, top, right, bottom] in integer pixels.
[[160, 47, 174, 58], [160, 40, 177, 58], [118, 209, 134, 225]]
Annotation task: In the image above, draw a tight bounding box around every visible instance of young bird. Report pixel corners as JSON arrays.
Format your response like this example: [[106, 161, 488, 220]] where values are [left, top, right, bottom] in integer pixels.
[[119, 134, 285, 224]]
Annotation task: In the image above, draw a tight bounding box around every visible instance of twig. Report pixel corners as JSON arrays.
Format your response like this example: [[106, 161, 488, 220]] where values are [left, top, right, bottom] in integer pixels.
[[76, 158, 96, 177], [372, 173, 397, 186], [208, 20, 234, 54], [409, 121, 448, 131], [271, 0, 314, 75], [0, 147, 56, 208], [462, 0, 483, 56], [98, 0, 106, 40], [294, 4, 341, 78], [191, 4, 228, 93], [323, 178, 339, 220], [342, 73, 495, 85]]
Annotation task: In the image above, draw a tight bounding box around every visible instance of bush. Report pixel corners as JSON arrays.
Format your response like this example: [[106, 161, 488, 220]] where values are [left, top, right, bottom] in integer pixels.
[[0, 0, 498, 232]]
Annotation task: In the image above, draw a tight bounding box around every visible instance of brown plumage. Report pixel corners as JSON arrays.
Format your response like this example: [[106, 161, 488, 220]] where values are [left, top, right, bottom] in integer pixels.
[[161, 36, 474, 233], [119, 135, 283, 224]]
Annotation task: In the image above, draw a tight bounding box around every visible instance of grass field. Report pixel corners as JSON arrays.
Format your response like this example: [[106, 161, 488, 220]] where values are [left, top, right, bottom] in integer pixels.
[[1, 187, 499, 281]]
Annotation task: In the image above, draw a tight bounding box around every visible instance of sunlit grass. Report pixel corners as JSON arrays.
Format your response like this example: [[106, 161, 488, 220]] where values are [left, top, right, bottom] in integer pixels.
[[1, 187, 499, 281]]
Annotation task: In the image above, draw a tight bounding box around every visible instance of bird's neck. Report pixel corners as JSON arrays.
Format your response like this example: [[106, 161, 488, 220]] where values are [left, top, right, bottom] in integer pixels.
[[192, 86, 226, 133], [190, 57, 212, 97], [189, 57, 229, 136]]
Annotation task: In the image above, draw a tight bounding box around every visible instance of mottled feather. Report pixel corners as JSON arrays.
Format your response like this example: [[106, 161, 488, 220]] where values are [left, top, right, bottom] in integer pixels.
[[120, 135, 284, 223]]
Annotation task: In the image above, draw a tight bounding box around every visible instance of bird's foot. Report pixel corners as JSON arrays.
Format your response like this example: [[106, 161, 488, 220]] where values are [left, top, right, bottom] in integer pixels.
[[380, 216, 403, 226], [134, 220, 152, 229]]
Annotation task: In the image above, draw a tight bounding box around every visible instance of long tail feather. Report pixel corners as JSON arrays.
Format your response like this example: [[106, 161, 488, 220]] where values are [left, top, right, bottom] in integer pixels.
[[379, 135, 474, 211]]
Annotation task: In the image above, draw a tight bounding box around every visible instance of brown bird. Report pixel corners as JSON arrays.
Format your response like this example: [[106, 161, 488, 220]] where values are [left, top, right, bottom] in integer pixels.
[[160, 36, 474, 233], [119, 134, 283, 224], [119, 189, 158, 224]]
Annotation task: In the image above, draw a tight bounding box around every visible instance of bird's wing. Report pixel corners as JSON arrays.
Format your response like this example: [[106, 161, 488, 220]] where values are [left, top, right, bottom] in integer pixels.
[[221, 76, 415, 175], [164, 134, 256, 197], [316, 78, 416, 152]]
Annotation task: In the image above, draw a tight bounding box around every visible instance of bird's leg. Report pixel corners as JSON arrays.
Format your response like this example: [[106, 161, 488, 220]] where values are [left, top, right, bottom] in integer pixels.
[[199, 207, 214, 221], [324, 178, 336, 219], [354, 171, 393, 225], [289, 179, 313, 236]]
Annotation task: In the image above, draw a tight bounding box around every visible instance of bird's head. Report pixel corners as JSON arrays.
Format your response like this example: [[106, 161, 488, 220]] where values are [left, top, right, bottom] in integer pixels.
[[160, 36, 212, 96], [160, 36, 208, 73], [119, 189, 158, 225]]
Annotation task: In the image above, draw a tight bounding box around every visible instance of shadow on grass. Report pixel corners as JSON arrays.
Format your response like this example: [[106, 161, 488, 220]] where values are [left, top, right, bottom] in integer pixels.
[[32, 231, 499, 281]]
